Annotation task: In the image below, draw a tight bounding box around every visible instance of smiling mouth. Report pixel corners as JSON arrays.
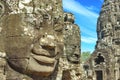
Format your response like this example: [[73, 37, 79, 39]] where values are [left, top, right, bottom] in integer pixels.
[[31, 43, 58, 65], [26, 45, 58, 76], [32, 54, 56, 64]]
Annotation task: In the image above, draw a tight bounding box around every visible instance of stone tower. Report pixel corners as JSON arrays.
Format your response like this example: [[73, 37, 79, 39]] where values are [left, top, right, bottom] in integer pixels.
[[97, 0, 120, 79], [85, 0, 120, 80]]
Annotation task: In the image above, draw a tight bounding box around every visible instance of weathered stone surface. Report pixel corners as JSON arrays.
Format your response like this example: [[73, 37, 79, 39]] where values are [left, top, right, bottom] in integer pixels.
[[0, 0, 82, 80], [56, 13, 85, 80], [85, 0, 120, 80], [64, 13, 81, 64]]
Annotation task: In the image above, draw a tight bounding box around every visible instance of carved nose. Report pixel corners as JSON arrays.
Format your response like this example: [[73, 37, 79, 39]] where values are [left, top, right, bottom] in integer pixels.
[[31, 34, 58, 58], [39, 35, 56, 47], [73, 53, 80, 59], [32, 35, 57, 57]]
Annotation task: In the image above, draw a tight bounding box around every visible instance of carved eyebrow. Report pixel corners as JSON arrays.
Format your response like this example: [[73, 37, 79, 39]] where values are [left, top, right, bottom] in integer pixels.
[[6, 35, 22, 38], [5, 34, 31, 38]]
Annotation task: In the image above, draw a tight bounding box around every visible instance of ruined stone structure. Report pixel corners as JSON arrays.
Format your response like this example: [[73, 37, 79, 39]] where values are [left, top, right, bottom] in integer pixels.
[[85, 0, 120, 80], [0, 0, 82, 80]]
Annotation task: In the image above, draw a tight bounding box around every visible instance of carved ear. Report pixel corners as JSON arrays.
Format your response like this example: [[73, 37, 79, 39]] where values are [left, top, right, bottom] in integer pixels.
[[0, 0, 11, 18], [0, 1, 5, 17]]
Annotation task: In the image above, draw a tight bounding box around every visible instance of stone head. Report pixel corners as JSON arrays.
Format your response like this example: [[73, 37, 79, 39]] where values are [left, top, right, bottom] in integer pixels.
[[1, 0, 63, 77]]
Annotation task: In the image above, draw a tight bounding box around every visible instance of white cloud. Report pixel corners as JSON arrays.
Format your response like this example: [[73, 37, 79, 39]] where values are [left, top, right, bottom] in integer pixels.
[[86, 6, 99, 12], [63, 0, 99, 18], [80, 26, 97, 37], [81, 36, 97, 43]]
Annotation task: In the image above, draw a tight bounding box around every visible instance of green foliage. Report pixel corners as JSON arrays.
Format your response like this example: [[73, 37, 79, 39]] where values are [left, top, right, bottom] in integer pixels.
[[81, 51, 91, 62]]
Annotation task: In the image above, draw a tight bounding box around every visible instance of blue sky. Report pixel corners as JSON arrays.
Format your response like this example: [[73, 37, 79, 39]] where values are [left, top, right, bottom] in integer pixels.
[[62, 0, 104, 53]]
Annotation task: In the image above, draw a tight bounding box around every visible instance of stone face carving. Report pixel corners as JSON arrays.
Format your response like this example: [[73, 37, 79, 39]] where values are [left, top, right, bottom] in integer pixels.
[[0, 0, 82, 80], [3, 8, 58, 80], [64, 13, 80, 64], [0, 0, 61, 80], [58, 13, 84, 80]]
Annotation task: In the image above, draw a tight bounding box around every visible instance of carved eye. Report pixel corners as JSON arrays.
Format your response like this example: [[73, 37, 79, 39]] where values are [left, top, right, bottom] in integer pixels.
[[0, 2, 4, 17]]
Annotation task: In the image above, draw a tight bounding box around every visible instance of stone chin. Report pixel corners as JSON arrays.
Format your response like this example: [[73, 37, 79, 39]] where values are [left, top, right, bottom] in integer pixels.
[[7, 53, 58, 77]]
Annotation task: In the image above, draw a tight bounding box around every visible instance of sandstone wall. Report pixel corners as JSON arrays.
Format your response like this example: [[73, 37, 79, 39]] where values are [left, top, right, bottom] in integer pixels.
[[0, 0, 82, 80]]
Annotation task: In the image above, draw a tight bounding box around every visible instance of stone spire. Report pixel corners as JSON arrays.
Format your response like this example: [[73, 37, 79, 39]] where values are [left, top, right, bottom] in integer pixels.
[[96, 0, 120, 49], [85, 0, 120, 80]]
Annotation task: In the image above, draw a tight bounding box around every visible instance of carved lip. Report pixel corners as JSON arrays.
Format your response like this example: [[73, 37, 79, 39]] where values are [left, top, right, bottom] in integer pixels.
[[32, 44, 56, 57], [32, 45, 51, 57], [27, 56, 58, 76], [31, 41, 57, 64], [32, 54, 56, 64]]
